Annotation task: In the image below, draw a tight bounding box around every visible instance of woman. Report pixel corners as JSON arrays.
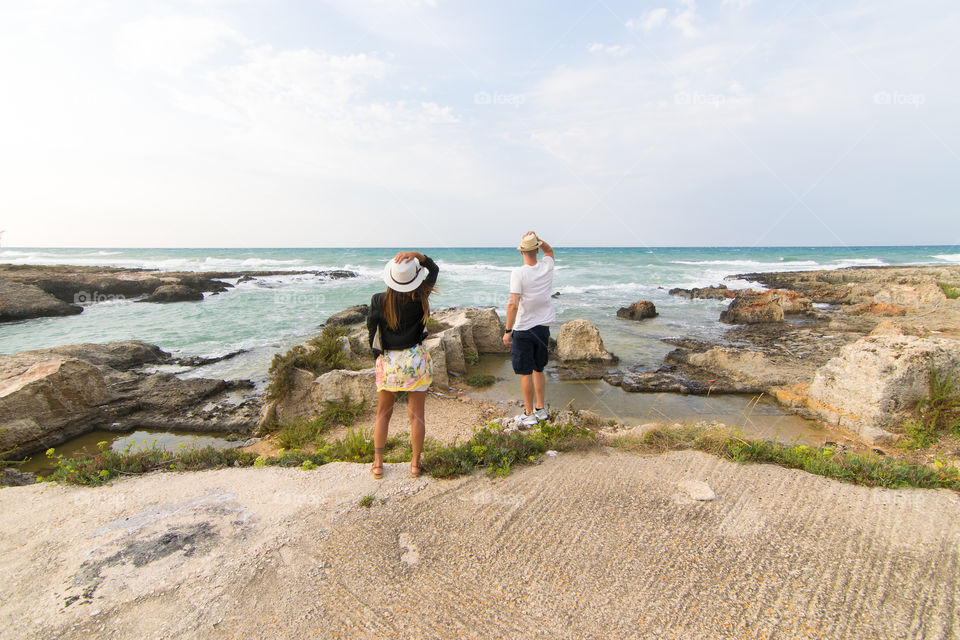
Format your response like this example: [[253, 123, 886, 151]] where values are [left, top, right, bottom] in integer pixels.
[[366, 250, 439, 478]]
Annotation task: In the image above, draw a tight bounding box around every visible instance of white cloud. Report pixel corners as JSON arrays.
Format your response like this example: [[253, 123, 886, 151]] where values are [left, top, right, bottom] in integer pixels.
[[587, 43, 632, 56], [115, 15, 246, 76], [627, 2, 699, 38], [671, 0, 700, 38], [626, 8, 668, 31]]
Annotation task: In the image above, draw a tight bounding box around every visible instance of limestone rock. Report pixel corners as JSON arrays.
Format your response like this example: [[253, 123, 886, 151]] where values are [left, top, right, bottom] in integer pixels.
[[433, 308, 507, 354], [311, 368, 378, 406], [138, 284, 204, 303], [555, 319, 617, 363], [325, 304, 369, 327], [441, 333, 466, 375], [668, 285, 738, 300], [0, 358, 112, 457], [0, 280, 82, 323], [423, 337, 449, 391], [807, 334, 960, 443], [617, 301, 658, 321], [38, 340, 169, 371], [719, 289, 811, 324]]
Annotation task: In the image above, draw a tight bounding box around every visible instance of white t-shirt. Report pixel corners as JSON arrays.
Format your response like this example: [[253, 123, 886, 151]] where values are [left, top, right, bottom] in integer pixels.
[[509, 255, 556, 331]]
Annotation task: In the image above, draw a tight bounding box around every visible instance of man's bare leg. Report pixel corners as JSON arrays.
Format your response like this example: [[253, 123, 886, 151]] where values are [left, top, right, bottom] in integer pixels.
[[533, 370, 546, 410], [520, 374, 535, 415]]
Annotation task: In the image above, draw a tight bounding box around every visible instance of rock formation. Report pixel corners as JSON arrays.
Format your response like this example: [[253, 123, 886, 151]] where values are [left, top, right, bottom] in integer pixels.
[[0, 281, 82, 322], [0, 264, 358, 322], [137, 284, 205, 303], [0, 341, 261, 458], [616, 301, 658, 320], [260, 307, 506, 428], [668, 285, 738, 300], [719, 289, 812, 324], [804, 334, 960, 443], [555, 319, 617, 363]]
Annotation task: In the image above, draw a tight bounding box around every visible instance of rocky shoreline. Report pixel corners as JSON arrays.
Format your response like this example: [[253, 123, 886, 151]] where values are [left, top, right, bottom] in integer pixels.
[[609, 265, 960, 444], [2, 263, 959, 474], [0, 340, 263, 460], [0, 264, 356, 322]]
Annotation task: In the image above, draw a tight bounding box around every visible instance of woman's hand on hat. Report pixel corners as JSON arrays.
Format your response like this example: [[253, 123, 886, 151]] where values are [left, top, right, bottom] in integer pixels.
[[394, 251, 424, 264]]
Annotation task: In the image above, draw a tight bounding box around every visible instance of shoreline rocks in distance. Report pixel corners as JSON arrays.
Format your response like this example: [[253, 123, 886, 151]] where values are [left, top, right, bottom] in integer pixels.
[[648, 265, 960, 444], [0, 264, 359, 322], [0, 280, 83, 322]]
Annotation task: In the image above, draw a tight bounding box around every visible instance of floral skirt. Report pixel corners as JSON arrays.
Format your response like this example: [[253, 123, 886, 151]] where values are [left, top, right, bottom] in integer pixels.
[[375, 344, 433, 392]]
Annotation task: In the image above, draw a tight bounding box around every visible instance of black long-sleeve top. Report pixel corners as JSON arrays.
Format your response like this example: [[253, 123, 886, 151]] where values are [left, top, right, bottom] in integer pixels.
[[367, 255, 439, 354]]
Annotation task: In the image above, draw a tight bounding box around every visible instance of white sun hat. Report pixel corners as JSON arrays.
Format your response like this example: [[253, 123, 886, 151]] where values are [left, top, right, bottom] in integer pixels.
[[383, 258, 428, 292]]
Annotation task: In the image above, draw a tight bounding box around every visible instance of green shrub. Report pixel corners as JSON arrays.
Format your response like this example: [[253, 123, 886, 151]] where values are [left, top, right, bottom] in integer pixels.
[[938, 282, 960, 299], [422, 421, 595, 478], [612, 425, 960, 491], [266, 326, 355, 400], [465, 374, 496, 387], [264, 397, 366, 450], [901, 365, 960, 448]]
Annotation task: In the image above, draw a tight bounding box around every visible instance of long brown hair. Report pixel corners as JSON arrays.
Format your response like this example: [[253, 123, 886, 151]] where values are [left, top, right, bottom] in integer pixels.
[[384, 281, 435, 330]]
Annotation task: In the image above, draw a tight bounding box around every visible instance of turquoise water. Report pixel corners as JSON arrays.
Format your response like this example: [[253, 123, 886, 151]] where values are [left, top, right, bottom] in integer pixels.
[[2, 246, 957, 387]]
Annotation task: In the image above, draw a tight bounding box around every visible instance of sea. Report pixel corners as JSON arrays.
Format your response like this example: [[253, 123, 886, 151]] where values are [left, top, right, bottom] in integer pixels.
[[3, 246, 958, 389]]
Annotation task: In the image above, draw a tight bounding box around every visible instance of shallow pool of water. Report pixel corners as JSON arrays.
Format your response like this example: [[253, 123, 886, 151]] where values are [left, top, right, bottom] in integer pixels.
[[21, 429, 238, 476], [465, 354, 831, 446]]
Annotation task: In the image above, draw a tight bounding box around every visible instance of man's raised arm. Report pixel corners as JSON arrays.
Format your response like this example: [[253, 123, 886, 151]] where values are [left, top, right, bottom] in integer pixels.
[[540, 238, 554, 259]]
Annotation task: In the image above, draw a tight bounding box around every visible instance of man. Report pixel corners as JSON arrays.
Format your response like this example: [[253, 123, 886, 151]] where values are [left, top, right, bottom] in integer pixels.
[[502, 231, 556, 427]]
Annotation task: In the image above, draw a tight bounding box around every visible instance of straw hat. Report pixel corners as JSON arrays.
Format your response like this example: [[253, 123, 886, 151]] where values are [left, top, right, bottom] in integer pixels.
[[383, 258, 427, 293], [517, 232, 542, 252]]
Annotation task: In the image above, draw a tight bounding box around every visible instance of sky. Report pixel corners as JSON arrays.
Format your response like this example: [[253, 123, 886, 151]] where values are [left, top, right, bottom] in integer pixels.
[[0, 0, 958, 248]]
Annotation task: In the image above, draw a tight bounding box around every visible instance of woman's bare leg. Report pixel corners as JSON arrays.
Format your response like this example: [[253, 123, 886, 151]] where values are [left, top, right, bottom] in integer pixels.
[[407, 390, 426, 471], [373, 390, 395, 471]]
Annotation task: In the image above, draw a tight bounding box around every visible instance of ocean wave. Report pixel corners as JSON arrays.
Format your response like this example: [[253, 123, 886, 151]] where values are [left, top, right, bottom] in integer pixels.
[[435, 261, 514, 273], [830, 258, 887, 267], [556, 282, 660, 296], [933, 254, 960, 263], [672, 259, 821, 268]]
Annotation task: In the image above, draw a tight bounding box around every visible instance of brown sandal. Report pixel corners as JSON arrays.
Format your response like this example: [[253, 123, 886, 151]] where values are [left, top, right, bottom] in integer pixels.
[[370, 463, 383, 479], [410, 462, 422, 477]]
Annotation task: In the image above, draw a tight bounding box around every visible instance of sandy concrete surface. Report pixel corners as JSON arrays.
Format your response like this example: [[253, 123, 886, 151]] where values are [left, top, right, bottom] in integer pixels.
[[1, 449, 958, 639]]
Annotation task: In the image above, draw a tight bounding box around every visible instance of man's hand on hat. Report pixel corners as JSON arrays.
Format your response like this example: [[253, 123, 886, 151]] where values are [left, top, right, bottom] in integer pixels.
[[394, 251, 424, 264]]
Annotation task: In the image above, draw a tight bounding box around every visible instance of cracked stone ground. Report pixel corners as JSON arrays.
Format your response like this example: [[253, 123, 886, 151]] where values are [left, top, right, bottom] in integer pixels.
[[1, 450, 958, 639]]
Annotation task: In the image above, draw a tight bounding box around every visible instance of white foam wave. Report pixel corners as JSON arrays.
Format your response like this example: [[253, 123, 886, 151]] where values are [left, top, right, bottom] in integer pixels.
[[435, 261, 514, 273], [556, 282, 660, 296], [933, 254, 960, 263], [831, 258, 887, 267], [672, 259, 821, 268]]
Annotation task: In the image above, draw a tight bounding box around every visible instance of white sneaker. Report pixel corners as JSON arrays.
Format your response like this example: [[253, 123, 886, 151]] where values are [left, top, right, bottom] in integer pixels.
[[519, 413, 539, 428], [534, 407, 548, 421]]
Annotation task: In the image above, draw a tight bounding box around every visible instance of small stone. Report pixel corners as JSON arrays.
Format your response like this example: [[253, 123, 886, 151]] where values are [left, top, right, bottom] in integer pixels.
[[677, 480, 716, 501]]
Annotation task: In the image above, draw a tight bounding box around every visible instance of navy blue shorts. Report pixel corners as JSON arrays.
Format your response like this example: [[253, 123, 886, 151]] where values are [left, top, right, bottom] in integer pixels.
[[511, 325, 550, 375]]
